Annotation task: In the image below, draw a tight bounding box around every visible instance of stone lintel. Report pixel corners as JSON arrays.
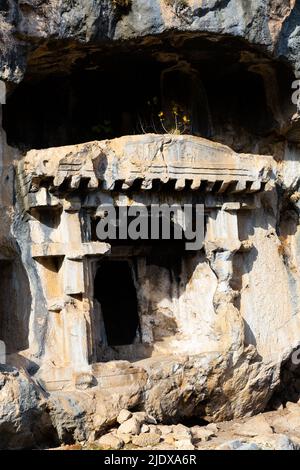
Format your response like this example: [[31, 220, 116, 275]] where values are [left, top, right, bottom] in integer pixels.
[[17, 135, 274, 210], [31, 241, 110, 259]]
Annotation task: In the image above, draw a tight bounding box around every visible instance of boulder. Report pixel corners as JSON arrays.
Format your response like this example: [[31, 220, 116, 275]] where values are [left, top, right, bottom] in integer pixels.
[[0, 365, 57, 449], [158, 425, 173, 436], [141, 424, 150, 433], [132, 433, 161, 448], [134, 412, 157, 425], [192, 426, 215, 442], [117, 417, 141, 436], [117, 409, 132, 424], [98, 434, 124, 450], [175, 439, 195, 450], [172, 424, 191, 440]]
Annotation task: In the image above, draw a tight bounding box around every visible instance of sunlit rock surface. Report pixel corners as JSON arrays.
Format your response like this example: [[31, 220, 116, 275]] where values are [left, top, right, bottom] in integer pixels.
[[0, 0, 300, 448]]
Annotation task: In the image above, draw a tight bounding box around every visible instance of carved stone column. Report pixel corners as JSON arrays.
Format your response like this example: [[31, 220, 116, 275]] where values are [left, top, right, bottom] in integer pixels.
[[205, 205, 245, 362]]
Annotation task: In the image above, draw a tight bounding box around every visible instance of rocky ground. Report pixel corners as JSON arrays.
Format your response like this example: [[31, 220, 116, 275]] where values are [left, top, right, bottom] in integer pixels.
[[54, 403, 300, 451], [1, 365, 300, 450]]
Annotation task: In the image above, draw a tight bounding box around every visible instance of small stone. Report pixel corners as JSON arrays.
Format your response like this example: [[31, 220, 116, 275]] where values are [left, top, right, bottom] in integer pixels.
[[164, 435, 175, 445], [117, 433, 131, 444], [192, 426, 215, 441], [133, 412, 147, 425], [175, 439, 195, 450], [151, 443, 175, 451], [134, 411, 157, 425], [253, 433, 299, 450], [141, 424, 150, 433], [158, 425, 173, 436], [172, 424, 191, 440], [117, 417, 141, 436], [145, 414, 157, 425], [217, 440, 245, 450], [206, 423, 219, 433], [132, 433, 161, 447], [149, 424, 162, 435], [235, 414, 273, 437], [98, 434, 124, 450], [117, 409, 132, 424]]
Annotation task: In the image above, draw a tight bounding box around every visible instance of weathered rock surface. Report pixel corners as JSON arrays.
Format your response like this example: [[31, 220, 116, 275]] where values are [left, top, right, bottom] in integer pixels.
[[1, 1, 300, 82], [117, 409, 132, 424], [97, 433, 124, 450], [0, 365, 56, 449], [131, 432, 161, 448], [1, 0, 300, 451], [234, 414, 274, 437], [175, 438, 195, 450], [117, 416, 141, 436], [192, 426, 216, 442], [50, 405, 300, 450], [172, 423, 192, 440]]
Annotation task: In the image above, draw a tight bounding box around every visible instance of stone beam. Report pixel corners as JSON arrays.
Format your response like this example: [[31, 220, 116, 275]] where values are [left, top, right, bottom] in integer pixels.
[[31, 241, 110, 259], [16, 135, 275, 211]]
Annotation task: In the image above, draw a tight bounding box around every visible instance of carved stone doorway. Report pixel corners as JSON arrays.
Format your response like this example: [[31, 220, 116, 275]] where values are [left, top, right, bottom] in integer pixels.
[[94, 258, 140, 347]]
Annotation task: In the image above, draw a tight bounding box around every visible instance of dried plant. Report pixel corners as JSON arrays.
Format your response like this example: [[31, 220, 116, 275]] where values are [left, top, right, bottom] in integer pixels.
[[158, 102, 191, 135], [137, 97, 191, 136]]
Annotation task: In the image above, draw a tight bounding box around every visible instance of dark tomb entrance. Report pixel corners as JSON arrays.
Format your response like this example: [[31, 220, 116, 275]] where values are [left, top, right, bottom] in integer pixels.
[[94, 259, 140, 346]]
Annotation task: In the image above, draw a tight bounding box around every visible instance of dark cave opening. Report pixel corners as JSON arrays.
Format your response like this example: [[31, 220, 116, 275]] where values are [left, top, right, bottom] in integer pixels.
[[94, 259, 140, 346], [2, 35, 293, 153], [0, 258, 31, 354], [267, 347, 300, 409]]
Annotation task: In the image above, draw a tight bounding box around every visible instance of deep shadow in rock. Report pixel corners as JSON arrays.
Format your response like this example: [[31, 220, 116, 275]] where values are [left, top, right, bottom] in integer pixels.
[[266, 347, 300, 409]]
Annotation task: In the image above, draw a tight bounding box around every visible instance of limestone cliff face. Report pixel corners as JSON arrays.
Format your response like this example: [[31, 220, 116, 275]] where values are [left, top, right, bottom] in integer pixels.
[[0, 1, 299, 81], [1, 0, 300, 449]]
